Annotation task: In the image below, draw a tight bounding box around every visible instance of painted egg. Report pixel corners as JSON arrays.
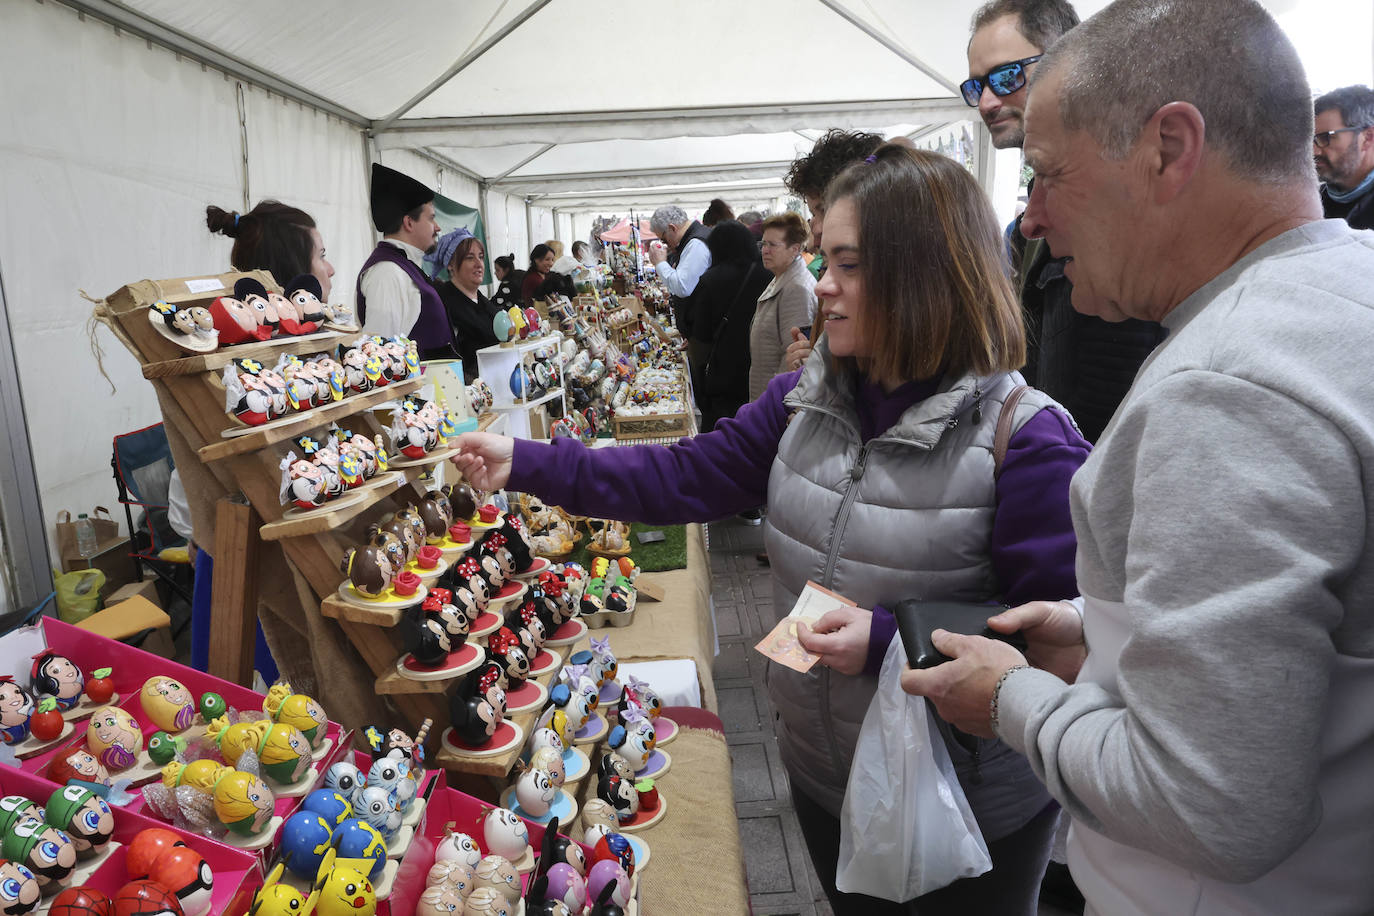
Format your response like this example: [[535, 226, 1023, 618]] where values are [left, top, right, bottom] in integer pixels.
[[492, 311, 514, 343], [85, 706, 143, 771], [139, 676, 197, 733], [281, 810, 335, 880], [323, 761, 366, 807], [126, 827, 185, 879], [544, 861, 586, 910], [148, 844, 214, 916], [434, 830, 481, 870], [481, 808, 528, 861], [514, 767, 556, 817], [425, 858, 474, 895], [473, 855, 520, 903], [586, 859, 631, 908], [302, 789, 353, 828], [416, 883, 465, 916], [529, 746, 566, 788], [331, 818, 388, 881]]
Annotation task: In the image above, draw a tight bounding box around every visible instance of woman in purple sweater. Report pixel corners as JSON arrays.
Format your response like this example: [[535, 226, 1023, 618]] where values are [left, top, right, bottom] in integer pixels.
[[454, 145, 1090, 915]]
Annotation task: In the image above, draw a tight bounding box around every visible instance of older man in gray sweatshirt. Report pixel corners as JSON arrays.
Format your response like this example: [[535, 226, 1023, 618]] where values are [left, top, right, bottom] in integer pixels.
[[900, 1, 1374, 914]]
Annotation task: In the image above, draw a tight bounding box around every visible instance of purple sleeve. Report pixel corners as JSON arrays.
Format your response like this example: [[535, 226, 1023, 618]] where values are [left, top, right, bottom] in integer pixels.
[[862, 406, 1089, 674], [991, 406, 1090, 605], [865, 604, 897, 676], [507, 370, 803, 523]]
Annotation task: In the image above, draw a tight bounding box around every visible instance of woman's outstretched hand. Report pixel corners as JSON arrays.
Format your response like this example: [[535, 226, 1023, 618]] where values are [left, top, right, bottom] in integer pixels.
[[449, 432, 516, 491]]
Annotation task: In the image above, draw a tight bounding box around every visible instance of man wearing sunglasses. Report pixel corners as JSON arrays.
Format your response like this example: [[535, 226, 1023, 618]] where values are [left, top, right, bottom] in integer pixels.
[[1314, 85, 1374, 231], [968, 0, 1164, 444]]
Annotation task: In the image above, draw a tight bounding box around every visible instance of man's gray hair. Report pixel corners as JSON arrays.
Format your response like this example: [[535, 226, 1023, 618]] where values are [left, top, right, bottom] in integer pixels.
[[649, 205, 689, 236], [970, 0, 1079, 51], [1315, 85, 1374, 132], [1036, 0, 1313, 184]]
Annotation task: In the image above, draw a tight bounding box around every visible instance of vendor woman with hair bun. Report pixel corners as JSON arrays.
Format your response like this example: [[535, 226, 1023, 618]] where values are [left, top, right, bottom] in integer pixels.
[[453, 144, 1091, 913]]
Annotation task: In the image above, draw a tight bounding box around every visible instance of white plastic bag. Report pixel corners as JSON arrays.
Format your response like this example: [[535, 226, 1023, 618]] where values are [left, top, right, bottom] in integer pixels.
[[835, 637, 992, 901]]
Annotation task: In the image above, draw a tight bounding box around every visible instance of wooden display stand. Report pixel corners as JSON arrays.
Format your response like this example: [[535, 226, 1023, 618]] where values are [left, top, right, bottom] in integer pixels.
[[90, 270, 462, 778]]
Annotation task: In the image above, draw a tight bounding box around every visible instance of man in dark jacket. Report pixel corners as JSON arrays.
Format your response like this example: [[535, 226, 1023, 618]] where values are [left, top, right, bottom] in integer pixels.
[[1315, 85, 1374, 231], [967, 0, 1164, 442], [689, 220, 770, 431]]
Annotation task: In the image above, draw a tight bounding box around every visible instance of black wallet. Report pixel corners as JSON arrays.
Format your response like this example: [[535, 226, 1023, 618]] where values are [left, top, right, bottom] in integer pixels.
[[892, 599, 1027, 669]]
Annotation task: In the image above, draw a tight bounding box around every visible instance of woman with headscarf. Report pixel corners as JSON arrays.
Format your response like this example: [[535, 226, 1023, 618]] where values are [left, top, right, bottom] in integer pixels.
[[426, 228, 502, 378]]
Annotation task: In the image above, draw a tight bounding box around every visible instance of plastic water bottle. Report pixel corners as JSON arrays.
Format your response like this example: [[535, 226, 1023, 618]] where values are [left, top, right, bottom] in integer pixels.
[[75, 513, 97, 560]]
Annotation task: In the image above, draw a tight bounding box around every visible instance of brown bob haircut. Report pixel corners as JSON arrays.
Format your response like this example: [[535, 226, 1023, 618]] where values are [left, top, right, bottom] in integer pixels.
[[824, 143, 1025, 381], [761, 212, 811, 248]]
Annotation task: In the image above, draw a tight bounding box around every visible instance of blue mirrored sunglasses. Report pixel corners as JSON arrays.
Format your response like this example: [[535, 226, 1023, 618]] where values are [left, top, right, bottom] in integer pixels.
[[960, 55, 1042, 107]]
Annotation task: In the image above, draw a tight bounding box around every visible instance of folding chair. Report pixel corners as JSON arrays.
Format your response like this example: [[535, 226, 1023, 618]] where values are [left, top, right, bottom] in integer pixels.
[[111, 422, 193, 605]]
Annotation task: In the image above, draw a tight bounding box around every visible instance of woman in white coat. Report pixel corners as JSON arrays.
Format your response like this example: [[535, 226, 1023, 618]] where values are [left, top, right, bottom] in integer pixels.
[[750, 212, 818, 399]]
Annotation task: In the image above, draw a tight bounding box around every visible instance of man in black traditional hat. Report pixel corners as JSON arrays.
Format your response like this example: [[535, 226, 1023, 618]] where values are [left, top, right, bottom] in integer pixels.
[[357, 163, 448, 351]]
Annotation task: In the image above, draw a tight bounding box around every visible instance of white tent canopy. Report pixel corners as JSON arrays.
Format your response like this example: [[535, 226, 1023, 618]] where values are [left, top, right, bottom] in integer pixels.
[[0, 0, 1369, 607]]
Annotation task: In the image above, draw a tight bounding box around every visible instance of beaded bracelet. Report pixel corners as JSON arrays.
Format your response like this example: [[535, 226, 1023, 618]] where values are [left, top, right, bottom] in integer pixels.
[[989, 664, 1031, 736]]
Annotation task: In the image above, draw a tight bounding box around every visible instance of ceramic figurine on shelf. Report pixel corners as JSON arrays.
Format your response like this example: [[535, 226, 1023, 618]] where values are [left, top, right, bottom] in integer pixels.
[[591, 831, 636, 878], [148, 299, 200, 337], [475, 533, 515, 589], [2, 817, 77, 894], [507, 603, 548, 660], [480, 806, 530, 865], [280, 809, 335, 880], [312, 849, 377, 916], [467, 379, 494, 416], [596, 751, 634, 784], [147, 731, 186, 765], [85, 706, 142, 770], [620, 676, 664, 721], [513, 765, 556, 818], [279, 356, 318, 412], [340, 340, 382, 393], [607, 709, 656, 771], [390, 407, 431, 460], [328, 819, 389, 886], [424, 591, 471, 648], [529, 746, 567, 790], [323, 761, 366, 809], [474, 661, 508, 720], [263, 683, 330, 751], [401, 605, 453, 667], [280, 452, 328, 509], [417, 884, 467, 916], [223, 359, 275, 425], [397, 505, 429, 553], [162, 758, 229, 795], [487, 627, 531, 689], [352, 788, 402, 844], [444, 483, 481, 523], [249, 863, 320, 916], [529, 868, 583, 916], [210, 768, 276, 838], [302, 790, 353, 830], [416, 493, 453, 544], [587, 861, 632, 914], [293, 434, 341, 498], [233, 278, 282, 337], [365, 526, 409, 575], [435, 828, 482, 870], [29, 651, 84, 711], [47, 747, 112, 793], [283, 274, 327, 334], [448, 557, 493, 609], [208, 295, 269, 345], [138, 676, 197, 733], [340, 545, 395, 599], [0, 862, 40, 915], [448, 668, 503, 747], [595, 771, 640, 823], [365, 755, 416, 814]]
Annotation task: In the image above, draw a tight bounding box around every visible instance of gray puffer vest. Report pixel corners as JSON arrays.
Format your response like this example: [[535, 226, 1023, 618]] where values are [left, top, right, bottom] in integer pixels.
[[764, 347, 1059, 841]]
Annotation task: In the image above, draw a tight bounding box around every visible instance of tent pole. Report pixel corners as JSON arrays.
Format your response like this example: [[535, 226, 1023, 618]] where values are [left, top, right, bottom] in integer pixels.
[[491, 144, 557, 183], [525, 197, 535, 263], [552, 209, 561, 244], [373, 0, 556, 132]]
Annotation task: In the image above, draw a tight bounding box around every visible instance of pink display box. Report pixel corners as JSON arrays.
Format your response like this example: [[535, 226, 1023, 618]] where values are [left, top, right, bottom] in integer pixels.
[[14, 617, 345, 804], [385, 784, 594, 915], [0, 765, 261, 913]]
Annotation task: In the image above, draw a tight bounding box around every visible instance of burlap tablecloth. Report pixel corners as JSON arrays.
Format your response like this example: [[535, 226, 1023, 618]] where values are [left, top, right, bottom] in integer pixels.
[[603, 523, 718, 712], [579, 707, 748, 915]]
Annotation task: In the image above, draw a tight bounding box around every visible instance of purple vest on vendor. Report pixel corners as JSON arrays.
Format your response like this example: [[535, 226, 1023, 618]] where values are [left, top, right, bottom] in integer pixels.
[[356, 242, 451, 352]]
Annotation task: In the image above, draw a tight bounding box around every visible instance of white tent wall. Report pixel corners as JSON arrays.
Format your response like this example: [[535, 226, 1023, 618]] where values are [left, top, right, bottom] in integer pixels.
[[2, 0, 245, 549]]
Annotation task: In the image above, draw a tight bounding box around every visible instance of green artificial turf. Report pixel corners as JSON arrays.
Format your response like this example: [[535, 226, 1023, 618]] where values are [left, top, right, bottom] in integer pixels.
[[563, 522, 687, 572]]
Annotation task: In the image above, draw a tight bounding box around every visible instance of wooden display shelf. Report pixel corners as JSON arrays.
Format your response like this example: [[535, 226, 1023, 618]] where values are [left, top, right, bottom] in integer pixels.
[[435, 706, 543, 778], [320, 592, 411, 628], [612, 411, 692, 441], [374, 669, 454, 695], [199, 378, 422, 463], [259, 460, 441, 542], [141, 328, 355, 379]]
